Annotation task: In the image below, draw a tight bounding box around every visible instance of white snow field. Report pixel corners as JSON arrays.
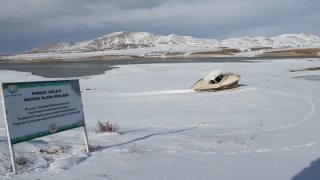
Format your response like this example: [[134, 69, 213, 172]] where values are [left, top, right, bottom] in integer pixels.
[[0, 58, 319, 179]]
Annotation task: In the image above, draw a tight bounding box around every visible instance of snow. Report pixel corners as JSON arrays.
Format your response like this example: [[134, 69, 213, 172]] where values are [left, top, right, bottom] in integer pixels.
[[2, 32, 319, 61], [54, 32, 320, 52], [0, 58, 320, 179], [2, 45, 225, 60], [204, 70, 223, 83], [0, 31, 320, 61]]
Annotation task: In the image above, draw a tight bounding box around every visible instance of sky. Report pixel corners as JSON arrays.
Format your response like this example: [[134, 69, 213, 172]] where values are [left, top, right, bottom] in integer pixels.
[[0, 0, 319, 54]]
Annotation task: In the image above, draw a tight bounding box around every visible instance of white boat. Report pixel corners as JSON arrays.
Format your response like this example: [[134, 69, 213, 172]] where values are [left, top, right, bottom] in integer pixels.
[[191, 70, 241, 92]]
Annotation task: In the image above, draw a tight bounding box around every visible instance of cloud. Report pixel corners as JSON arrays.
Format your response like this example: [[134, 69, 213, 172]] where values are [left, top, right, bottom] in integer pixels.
[[0, 0, 319, 53], [113, 0, 166, 9]]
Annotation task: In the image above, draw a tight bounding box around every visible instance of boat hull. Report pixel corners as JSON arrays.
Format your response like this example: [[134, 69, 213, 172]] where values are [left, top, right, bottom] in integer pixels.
[[191, 74, 240, 92]]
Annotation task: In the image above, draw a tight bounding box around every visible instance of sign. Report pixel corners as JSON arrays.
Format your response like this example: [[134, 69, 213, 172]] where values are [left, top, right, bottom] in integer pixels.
[[1, 80, 90, 174]]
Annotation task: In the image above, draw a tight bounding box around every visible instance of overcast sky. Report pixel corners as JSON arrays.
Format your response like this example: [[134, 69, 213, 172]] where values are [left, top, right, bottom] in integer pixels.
[[0, 0, 319, 54]]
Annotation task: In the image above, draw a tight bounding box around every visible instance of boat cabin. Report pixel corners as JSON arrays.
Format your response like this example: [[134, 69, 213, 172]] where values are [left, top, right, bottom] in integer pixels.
[[203, 70, 225, 84]]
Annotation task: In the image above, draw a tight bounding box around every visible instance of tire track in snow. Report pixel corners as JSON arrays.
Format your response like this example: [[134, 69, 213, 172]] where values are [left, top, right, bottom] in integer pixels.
[[200, 142, 317, 155], [89, 160, 113, 179], [268, 90, 316, 130]]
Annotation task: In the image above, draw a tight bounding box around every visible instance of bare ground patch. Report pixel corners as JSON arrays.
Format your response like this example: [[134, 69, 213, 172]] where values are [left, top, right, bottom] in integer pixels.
[[78, 55, 136, 60], [289, 67, 320, 72], [166, 52, 185, 56], [257, 48, 320, 57], [191, 48, 241, 55], [248, 47, 272, 51]]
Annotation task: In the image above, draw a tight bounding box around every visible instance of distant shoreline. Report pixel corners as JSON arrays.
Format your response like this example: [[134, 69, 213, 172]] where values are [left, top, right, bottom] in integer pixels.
[[1, 49, 319, 64], [1, 56, 319, 78]]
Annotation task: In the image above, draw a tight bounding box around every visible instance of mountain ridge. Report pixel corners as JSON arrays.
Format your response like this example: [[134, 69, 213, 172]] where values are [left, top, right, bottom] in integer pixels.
[[27, 31, 320, 53]]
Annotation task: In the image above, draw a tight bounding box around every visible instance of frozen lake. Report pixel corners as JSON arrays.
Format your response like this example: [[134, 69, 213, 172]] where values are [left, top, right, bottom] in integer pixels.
[[0, 57, 317, 78]]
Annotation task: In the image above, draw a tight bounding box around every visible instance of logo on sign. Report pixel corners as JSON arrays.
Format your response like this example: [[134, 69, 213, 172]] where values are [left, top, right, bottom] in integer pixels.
[[8, 85, 18, 94], [48, 123, 57, 133]]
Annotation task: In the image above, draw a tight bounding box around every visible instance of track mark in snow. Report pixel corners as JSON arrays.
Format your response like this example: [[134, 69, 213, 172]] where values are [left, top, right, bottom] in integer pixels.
[[90, 161, 113, 178], [204, 152, 217, 155], [172, 157, 179, 161], [292, 145, 302, 148], [236, 87, 258, 92], [221, 143, 317, 156], [187, 150, 199, 153], [164, 150, 176, 153], [306, 143, 316, 146], [224, 152, 237, 155], [268, 90, 316, 130], [240, 150, 252, 153], [48, 154, 89, 171], [256, 149, 271, 153], [119, 89, 195, 97]]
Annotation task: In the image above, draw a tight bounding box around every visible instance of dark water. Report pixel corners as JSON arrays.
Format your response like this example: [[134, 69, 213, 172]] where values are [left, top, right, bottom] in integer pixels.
[[0, 57, 317, 78], [292, 75, 320, 82]]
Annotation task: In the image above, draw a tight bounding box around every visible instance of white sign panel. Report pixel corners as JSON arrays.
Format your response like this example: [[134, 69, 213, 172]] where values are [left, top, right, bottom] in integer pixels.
[[1, 80, 85, 144]]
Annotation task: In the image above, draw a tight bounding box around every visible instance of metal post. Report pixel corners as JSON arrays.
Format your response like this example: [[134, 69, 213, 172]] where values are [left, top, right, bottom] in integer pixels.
[[1, 87, 18, 174], [82, 121, 90, 153], [8, 144, 17, 174]]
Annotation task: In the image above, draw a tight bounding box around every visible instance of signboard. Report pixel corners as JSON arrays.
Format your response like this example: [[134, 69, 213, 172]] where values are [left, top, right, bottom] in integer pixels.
[[1, 80, 89, 174]]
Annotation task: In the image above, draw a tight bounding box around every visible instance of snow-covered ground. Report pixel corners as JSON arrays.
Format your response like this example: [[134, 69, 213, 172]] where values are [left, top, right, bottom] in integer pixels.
[[2, 44, 319, 61], [1, 45, 225, 60], [0, 58, 319, 179]]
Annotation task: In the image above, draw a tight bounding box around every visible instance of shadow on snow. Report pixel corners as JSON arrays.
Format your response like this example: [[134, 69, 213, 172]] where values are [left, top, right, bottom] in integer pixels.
[[103, 124, 200, 150], [292, 158, 320, 180]]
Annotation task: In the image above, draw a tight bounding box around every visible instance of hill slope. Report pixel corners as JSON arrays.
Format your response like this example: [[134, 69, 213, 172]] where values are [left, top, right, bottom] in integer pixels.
[[27, 32, 320, 53]]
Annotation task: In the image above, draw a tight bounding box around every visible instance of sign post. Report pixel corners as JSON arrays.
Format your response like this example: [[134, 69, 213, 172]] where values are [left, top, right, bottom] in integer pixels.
[[1, 80, 89, 174]]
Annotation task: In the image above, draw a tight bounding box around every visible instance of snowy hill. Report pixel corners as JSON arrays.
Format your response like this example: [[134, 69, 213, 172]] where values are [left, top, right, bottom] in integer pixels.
[[27, 32, 319, 53], [270, 33, 319, 46], [28, 32, 219, 53], [221, 33, 320, 47]]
